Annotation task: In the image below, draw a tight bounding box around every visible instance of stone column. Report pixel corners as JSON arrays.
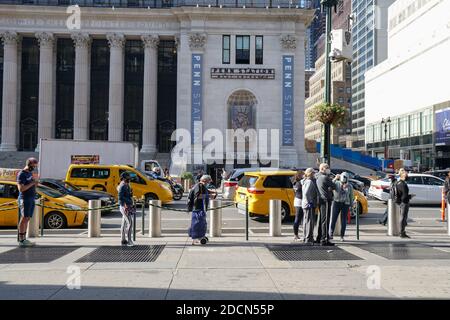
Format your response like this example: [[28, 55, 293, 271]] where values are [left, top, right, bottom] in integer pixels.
[[35, 32, 55, 151], [106, 33, 125, 142], [140, 34, 159, 154], [0, 31, 20, 151], [71, 32, 91, 140]]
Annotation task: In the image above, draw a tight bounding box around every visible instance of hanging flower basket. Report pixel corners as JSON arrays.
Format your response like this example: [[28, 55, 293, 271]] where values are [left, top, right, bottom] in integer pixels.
[[306, 102, 348, 127]]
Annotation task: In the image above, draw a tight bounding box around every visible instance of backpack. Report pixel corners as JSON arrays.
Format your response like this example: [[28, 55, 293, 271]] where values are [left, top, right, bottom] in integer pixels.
[[390, 180, 400, 202]]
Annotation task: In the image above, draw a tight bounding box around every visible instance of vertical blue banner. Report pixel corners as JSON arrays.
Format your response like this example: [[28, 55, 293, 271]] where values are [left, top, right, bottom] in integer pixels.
[[282, 55, 294, 146], [435, 108, 450, 146], [191, 53, 203, 144]]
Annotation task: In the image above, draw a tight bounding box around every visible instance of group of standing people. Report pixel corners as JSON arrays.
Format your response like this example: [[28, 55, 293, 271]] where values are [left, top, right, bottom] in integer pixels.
[[292, 163, 354, 246]]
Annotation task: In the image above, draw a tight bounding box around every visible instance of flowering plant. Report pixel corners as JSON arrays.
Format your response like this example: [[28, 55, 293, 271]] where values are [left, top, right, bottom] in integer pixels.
[[306, 102, 348, 127]]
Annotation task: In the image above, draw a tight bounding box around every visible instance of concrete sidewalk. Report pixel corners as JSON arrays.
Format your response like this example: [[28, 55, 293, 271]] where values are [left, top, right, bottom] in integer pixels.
[[1, 229, 450, 300]]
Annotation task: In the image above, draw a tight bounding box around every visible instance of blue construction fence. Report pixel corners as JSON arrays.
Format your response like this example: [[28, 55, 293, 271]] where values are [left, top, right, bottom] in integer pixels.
[[316, 142, 394, 171]]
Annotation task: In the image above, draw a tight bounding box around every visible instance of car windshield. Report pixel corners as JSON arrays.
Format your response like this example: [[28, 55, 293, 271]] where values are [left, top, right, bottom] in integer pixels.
[[63, 181, 81, 191], [37, 184, 63, 198], [135, 168, 150, 179]]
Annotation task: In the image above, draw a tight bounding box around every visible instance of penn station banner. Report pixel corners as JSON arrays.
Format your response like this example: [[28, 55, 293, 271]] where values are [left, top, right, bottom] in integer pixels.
[[435, 107, 450, 146], [191, 53, 203, 144], [282, 55, 294, 146]]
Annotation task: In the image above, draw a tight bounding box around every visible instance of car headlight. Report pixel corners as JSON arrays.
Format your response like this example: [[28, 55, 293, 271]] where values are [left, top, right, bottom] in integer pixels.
[[65, 204, 82, 210], [99, 197, 110, 202]]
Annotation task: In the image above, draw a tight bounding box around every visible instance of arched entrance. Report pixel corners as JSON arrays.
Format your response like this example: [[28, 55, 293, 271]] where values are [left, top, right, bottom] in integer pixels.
[[227, 90, 257, 168]]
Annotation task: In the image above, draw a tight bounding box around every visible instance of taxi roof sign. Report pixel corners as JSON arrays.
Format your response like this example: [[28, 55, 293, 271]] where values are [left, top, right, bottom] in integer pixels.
[[0, 168, 21, 182]]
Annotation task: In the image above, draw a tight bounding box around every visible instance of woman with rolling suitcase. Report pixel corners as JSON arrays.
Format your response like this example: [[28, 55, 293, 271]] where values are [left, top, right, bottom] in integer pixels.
[[187, 175, 212, 245]]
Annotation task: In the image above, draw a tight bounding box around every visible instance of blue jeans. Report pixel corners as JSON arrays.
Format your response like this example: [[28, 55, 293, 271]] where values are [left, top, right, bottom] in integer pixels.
[[329, 202, 349, 238], [293, 207, 304, 236]]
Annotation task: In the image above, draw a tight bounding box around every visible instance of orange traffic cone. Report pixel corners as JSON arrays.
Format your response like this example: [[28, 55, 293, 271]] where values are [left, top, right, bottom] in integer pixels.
[[441, 190, 446, 222]]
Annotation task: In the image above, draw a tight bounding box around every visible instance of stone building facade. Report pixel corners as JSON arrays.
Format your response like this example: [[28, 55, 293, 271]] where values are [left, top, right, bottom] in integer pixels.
[[0, 2, 314, 170]]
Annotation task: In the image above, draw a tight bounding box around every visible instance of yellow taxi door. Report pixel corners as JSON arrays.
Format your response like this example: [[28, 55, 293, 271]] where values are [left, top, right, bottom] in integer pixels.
[[0, 183, 20, 226], [261, 176, 290, 211]]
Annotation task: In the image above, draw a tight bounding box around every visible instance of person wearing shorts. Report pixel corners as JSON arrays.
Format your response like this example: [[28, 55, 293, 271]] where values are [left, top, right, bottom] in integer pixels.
[[17, 158, 39, 247]]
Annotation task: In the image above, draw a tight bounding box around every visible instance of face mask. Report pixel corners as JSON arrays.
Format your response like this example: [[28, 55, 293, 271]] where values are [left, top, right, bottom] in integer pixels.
[[325, 169, 331, 175]]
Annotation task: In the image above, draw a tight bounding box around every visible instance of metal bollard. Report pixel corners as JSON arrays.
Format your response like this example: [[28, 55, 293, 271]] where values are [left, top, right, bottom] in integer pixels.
[[27, 201, 40, 238], [149, 200, 161, 238], [209, 199, 222, 237], [88, 200, 101, 238], [269, 200, 282, 237], [333, 213, 342, 237], [387, 199, 400, 236]]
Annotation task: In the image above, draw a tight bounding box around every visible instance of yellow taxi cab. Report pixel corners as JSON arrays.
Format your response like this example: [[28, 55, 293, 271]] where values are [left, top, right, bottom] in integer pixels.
[[0, 180, 87, 229], [234, 170, 368, 222], [65, 164, 173, 204]]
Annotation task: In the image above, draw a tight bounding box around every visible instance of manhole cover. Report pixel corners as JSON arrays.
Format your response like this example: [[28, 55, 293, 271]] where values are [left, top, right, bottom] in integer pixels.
[[75, 245, 165, 263], [266, 244, 363, 261], [0, 246, 80, 264], [355, 242, 450, 260]]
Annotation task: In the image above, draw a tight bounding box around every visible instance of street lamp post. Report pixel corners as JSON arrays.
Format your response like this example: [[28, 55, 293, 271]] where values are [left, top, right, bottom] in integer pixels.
[[381, 117, 391, 162], [320, 0, 339, 165]]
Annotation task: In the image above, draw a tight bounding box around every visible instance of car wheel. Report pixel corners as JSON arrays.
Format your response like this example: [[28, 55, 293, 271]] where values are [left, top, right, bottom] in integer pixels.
[[173, 190, 183, 201], [281, 202, 291, 222], [44, 212, 67, 229], [145, 193, 159, 207]]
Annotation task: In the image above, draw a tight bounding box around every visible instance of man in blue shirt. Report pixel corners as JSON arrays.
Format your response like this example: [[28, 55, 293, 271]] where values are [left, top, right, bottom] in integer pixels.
[[17, 158, 39, 247]]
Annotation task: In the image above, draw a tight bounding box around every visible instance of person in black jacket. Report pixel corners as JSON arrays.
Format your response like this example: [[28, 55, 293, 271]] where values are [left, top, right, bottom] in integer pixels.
[[187, 175, 211, 212], [396, 168, 411, 238], [315, 163, 336, 246]]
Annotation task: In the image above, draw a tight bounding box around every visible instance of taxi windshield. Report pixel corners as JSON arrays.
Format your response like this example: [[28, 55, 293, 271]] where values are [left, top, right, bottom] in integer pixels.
[[37, 184, 64, 198], [63, 181, 81, 191]]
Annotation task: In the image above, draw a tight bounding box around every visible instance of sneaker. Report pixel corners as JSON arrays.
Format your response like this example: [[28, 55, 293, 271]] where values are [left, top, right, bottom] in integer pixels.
[[126, 240, 135, 247], [321, 241, 335, 247], [293, 235, 301, 241], [340, 237, 345, 242], [19, 239, 35, 248], [121, 240, 128, 246]]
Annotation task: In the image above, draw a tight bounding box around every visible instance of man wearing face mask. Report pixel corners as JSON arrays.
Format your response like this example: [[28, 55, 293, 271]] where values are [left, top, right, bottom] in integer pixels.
[[315, 163, 336, 246], [16, 158, 39, 247], [396, 168, 411, 238], [329, 172, 354, 241]]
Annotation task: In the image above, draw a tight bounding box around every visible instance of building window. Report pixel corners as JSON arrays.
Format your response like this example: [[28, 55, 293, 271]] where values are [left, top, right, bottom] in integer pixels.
[[55, 38, 75, 140], [222, 35, 230, 64], [236, 35, 250, 64], [124, 40, 144, 147], [89, 39, 110, 141], [255, 36, 263, 65]]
